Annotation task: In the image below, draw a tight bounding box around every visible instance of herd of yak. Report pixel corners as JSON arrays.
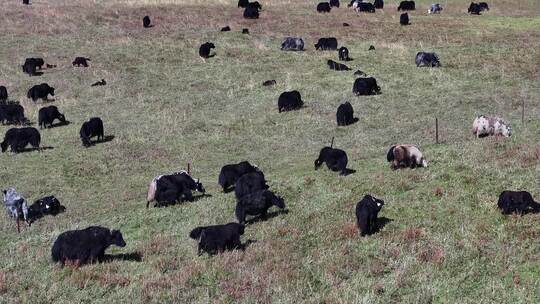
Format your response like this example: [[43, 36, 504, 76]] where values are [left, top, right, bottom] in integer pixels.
[[1, 0, 538, 267]]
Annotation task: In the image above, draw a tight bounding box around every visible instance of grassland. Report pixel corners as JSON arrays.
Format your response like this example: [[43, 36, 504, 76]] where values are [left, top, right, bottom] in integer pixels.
[[0, 0, 539, 303]]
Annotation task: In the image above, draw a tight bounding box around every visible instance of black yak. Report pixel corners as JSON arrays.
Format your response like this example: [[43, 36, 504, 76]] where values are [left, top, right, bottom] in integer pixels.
[[80, 117, 104, 147], [91, 79, 107, 86], [415, 52, 441, 67], [336, 102, 356, 126], [0, 86, 8, 101], [243, 6, 260, 19], [315, 37, 338, 50], [238, 0, 248, 7], [330, 0, 340, 8], [0, 104, 26, 125], [235, 190, 286, 224], [27, 83, 55, 102], [278, 90, 303, 112], [72, 57, 90, 67], [281, 37, 305, 51], [262, 80, 276, 86], [356, 194, 385, 236], [386, 144, 428, 169], [146, 170, 205, 207], [398, 0, 415, 11], [327, 60, 351, 71], [314, 143, 349, 175], [234, 171, 268, 200], [338, 46, 351, 61], [23, 0, 30, 4], [218, 161, 260, 192], [356, 2, 375, 13], [400, 13, 410, 25], [51, 226, 126, 266], [479, 2, 489, 11], [497, 191, 540, 215], [199, 42, 216, 59], [221, 26, 231, 32], [142, 16, 152, 28], [468, 2, 481, 15], [317, 2, 332, 13], [189, 223, 245, 256], [38, 106, 66, 129], [374, 0, 384, 9], [1, 127, 40, 153], [353, 77, 381, 95], [28, 196, 66, 223], [242, 28, 250, 34]]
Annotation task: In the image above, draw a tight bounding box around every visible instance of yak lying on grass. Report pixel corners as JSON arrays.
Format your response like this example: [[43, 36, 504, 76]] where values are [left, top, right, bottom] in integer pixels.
[[1, 127, 40, 153], [327, 60, 351, 71], [235, 190, 285, 224], [278, 90, 303, 112], [147, 170, 205, 207], [498, 191, 540, 215], [51, 226, 126, 266], [386, 144, 428, 169], [218, 161, 259, 192], [263, 80, 276, 86], [80, 117, 104, 147], [356, 194, 385, 236], [72, 57, 90, 67], [27, 83, 54, 102], [38, 106, 66, 129], [28, 196, 65, 223], [189, 223, 245, 255]]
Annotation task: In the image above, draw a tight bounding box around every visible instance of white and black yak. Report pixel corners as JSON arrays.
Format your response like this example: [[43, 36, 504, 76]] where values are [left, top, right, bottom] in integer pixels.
[[189, 222, 245, 255], [327, 60, 351, 71], [72, 57, 90, 67], [1, 127, 41, 153], [27, 83, 54, 102], [281, 37, 305, 51], [398, 0, 415, 11], [146, 170, 205, 207], [218, 161, 259, 192], [0, 104, 27, 125], [428, 3, 443, 14], [80, 117, 104, 147], [91, 79, 107, 87], [234, 171, 269, 200], [472, 115, 512, 138], [142, 16, 152, 28], [498, 191, 540, 215], [278, 90, 303, 112], [416, 52, 441, 67], [235, 189, 286, 224], [355, 2, 375, 13], [27, 195, 66, 223], [336, 101, 357, 126], [338, 46, 351, 61], [2, 188, 30, 232], [353, 77, 381, 95], [38, 106, 67, 129], [356, 194, 384, 236], [314, 140, 349, 175], [51, 226, 126, 266], [386, 144, 428, 169], [199, 42, 216, 59], [317, 2, 332, 13], [314, 37, 338, 50]]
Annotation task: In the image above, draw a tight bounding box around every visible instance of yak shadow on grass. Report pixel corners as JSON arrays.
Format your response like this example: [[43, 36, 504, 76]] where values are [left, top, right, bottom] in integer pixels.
[[245, 209, 290, 225], [102, 252, 143, 263], [368, 217, 393, 235], [10, 146, 54, 153], [85, 135, 115, 147], [45, 120, 70, 129], [342, 168, 356, 176], [154, 193, 212, 208]]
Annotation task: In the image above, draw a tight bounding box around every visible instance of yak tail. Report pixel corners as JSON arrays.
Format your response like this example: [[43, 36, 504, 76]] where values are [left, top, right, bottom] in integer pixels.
[[189, 227, 204, 239], [330, 137, 334, 148], [386, 145, 396, 162]]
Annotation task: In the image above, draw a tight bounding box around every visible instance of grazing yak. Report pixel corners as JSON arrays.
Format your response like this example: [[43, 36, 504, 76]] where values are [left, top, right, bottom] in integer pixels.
[[262, 80, 276, 86], [278, 90, 303, 112], [219, 161, 260, 192], [242, 28, 249, 34], [317, 2, 332, 13], [27, 83, 55, 102], [221, 26, 231, 32], [38, 106, 66, 129], [374, 0, 384, 9], [23, 58, 44, 69], [235, 190, 286, 224], [28, 196, 65, 223], [146, 170, 205, 207], [400, 13, 410, 25], [386, 144, 428, 169], [281, 37, 305, 51], [369, 45, 375, 50], [189, 223, 245, 256], [355, 2, 375, 13], [398, 0, 415, 11], [472, 115, 511, 138], [330, 0, 340, 8], [343, 22, 350, 26], [353, 77, 381, 95], [1, 127, 41, 153], [428, 3, 443, 14], [315, 37, 338, 50], [498, 191, 539, 215], [0, 104, 26, 125], [243, 6, 260, 19], [468, 2, 488, 15], [314, 143, 349, 175], [91, 79, 107, 86], [0, 86, 8, 101], [238, 0, 248, 7], [234, 171, 268, 200], [416, 52, 441, 67], [72, 57, 90, 67], [356, 194, 385, 236], [23, 0, 30, 4], [142, 16, 152, 28], [80, 117, 104, 147], [2, 188, 29, 232], [479, 2, 489, 11], [51, 226, 126, 266], [327, 60, 351, 71], [199, 42, 216, 59], [338, 46, 351, 61], [336, 102, 356, 126]]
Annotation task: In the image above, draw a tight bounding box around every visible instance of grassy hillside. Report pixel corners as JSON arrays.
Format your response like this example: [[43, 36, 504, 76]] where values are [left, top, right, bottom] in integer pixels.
[[0, 0, 539, 303]]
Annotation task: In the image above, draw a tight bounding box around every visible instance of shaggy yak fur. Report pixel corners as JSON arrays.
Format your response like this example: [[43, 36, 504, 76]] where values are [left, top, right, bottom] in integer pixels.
[[330, 0, 340, 8], [243, 6, 260, 19], [38, 106, 66, 129], [0, 104, 26, 125], [327, 60, 351, 71], [386, 144, 428, 169], [353, 77, 381, 95], [314, 145, 348, 175], [234, 171, 269, 200], [72, 57, 90, 67], [51, 226, 126, 266], [79, 117, 104, 147], [497, 191, 540, 215], [27, 196, 65, 223], [356, 2, 375, 13], [218, 161, 259, 192], [356, 194, 385, 236], [235, 190, 286, 224], [374, 0, 384, 9], [27, 83, 55, 102], [400, 13, 410, 25], [1, 127, 40, 153], [189, 222, 245, 255]]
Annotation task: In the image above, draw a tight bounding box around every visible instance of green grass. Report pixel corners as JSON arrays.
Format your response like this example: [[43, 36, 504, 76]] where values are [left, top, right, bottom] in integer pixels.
[[0, 0, 539, 303]]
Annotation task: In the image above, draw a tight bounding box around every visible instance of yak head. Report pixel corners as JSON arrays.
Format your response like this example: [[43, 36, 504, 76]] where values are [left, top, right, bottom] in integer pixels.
[[1, 141, 7, 152], [195, 178, 205, 194], [110, 230, 127, 247], [367, 195, 385, 211]]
